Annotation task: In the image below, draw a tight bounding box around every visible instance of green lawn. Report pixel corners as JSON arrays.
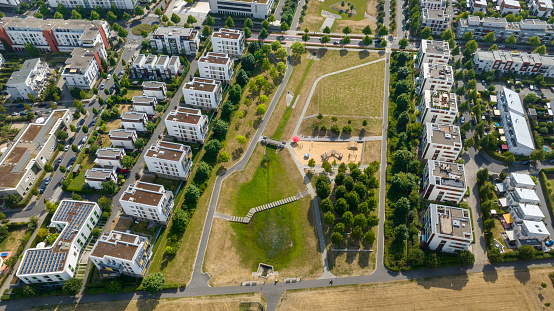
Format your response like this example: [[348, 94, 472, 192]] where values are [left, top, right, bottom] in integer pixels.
[[131, 24, 153, 36]]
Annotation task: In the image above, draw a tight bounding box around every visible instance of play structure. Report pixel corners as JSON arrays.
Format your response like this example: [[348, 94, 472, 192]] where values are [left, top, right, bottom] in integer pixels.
[[321, 150, 343, 161], [261, 136, 286, 149]]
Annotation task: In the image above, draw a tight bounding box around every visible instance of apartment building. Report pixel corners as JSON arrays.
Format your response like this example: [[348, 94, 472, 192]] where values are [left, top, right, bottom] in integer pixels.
[[423, 204, 473, 253], [16, 200, 101, 286], [109, 129, 137, 150], [182, 77, 222, 110], [121, 112, 148, 132], [198, 52, 234, 82], [422, 160, 466, 203], [510, 219, 549, 249], [85, 168, 117, 189], [144, 141, 193, 180], [416, 39, 450, 69], [132, 96, 158, 116], [62, 44, 106, 89], [130, 54, 180, 80], [456, 16, 554, 44], [211, 28, 245, 59], [94, 147, 125, 169], [506, 187, 541, 206], [509, 204, 545, 225], [500, 0, 522, 14], [142, 82, 166, 100], [0, 109, 71, 198], [497, 88, 535, 156], [90, 231, 152, 279], [150, 27, 199, 55], [0, 0, 20, 7], [529, 0, 553, 17], [119, 181, 174, 224], [208, 0, 274, 19], [473, 50, 550, 76], [165, 107, 209, 144], [418, 91, 458, 125], [416, 63, 454, 95], [6, 58, 49, 100], [420, 123, 462, 162], [420, 0, 447, 10], [421, 9, 450, 35], [470, 0, 487, 12], [0, 18, 109, 53], [47, 0, 137, 10]]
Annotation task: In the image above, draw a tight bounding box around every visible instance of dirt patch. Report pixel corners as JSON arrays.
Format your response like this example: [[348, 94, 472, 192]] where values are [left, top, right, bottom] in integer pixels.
[[106, 119, 122, 131], [278, 267, 554, 310], [366, 0, 378, 17], [0, 227, 27, 252], [362, 141, 381, 165], [109, 215, 134, 232], [9, 122, 27, 130], [292, 141, 363, 165]]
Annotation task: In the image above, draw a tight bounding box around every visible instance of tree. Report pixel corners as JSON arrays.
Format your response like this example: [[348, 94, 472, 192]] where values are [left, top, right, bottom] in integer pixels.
[[320, 198, 333, 212], [425, 253, 439, 268], [362, 35, 373, 45], [261, 20, 270, 29], [171, 13, 181, 24], [280, 21, 290, 31], [24, 43, 40, 57], [302, 33, 310, 42], [106, 279, 122, 295], [242, 17, 253, 28], [342, 26, 352, 35], [378, 25, 389, 36], [101, 180, 118, 195], [353, 214, 367, 229], [259, 28, 269, 39], [56, 130, 68, 141], [121, 155, 135, 169], [256, 104, 266, 115], [291, 41, 305, 56], [123, 12, 130, 19], [63, 278, 82, 296], [323, 211, 335, 226], [331, 231, 343, 245], [519, 245, 536, 260], [71, 9, 81, 19], [362, 25, 373, 35], [206, 15, 215, 25], [528, 36, 541, 46], [342, 36, 351, 44], [185, 184, 200, 203], [488, 44, 498, 51], [464, 40, 478, 55], [534, 44, 547, 55], [398, 38, 409, 48], [482, 31, 495, 43], [531, 149, 546, 162], [421, 27, 432, 39], [268, 13, 275, 22], [315, 175, 330, 198], [134, 6, 144, 15], [118, 28, 128, 38], [367, 215, 379, 227], [204, 139, 222, 159], [142, 273, 165, 294], [236, 135, 247, 145], [363, 230, 375, 245], [275, 47, 288, 60], [34, 12, 43, 18], [172, 209, 189, 233], [133, 138, 147, 150], [505, 34, 517, 45], [98, 196, 112, 212], [186, 15, 197, 24], [457, 250, 475, 265], [476, 168, 489, 186], [154, 7, 162, 15], [194, 161, 212, 184], [225, 16, 235, 28], [107, 11, 117, 21]]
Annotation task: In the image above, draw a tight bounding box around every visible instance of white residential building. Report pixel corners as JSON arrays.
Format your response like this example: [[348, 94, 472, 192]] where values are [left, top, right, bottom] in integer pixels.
[[473, 50, 549, 76], [208, 0, 275, 19], [511, 220, 549, 248], [165, 107, 209, 144], [150, 27, 200, 55], [85, 168, 117, 190], [506, 172, 536, 190], [0, 0, 20, 7], [121, 112, 148, 132], [421, 9, 450, 35], [198, 52, 234, 82], [144, 141, 193, 180], [47, 0, 138, 10], [416, 39, 450, 70], [130, 54, 180, 80], [506, 187, 541, 206], [16, 200, 101, 286], [62, 44, 106, 89], [182, 77, 223, 110], [470, 0, 487, 12], [418, 91, 458, 125], [142, 82, 167, 100], [0, 18, 109, 53], [90, 231, 152, 279], [499, 0, 521, 14], [422, 160, 466, 204], [529, 0, 553, 17], [420, 123, 462, 162], [509, 204, 545, 225], [423, 204, 473, 253], [132, 96, 158, 116], [456, 16, 554, 44], [6, 58, 49, 100], [119, 181, 174, 224], [109, 129, 137, 150], [211, 28, 245, 59], [94, 147, 125, 169], [497, 88, 535, 156], [420, 0, 447, 10], [416, 63, 454, 95], [0, 110, 72, 198]]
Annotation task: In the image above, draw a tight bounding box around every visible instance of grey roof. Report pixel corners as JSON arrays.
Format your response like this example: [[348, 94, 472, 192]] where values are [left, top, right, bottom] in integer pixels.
[[7, 58, 41, 85]]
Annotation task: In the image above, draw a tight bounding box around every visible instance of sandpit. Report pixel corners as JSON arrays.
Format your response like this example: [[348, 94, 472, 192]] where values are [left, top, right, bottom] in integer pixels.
[[292, 141, 363, 165]]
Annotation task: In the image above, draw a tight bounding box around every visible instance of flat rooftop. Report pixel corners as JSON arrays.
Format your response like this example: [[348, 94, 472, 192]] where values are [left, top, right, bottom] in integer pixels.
[[122, 111, 147, 121], [145, 141, 191, 162], [427, 123, 462, 146], [430, 160, 466, 189], [212, 28, 242, 40], [121, 181, 166, 206], [422, 39, 450, 56], [63, 44, 103, 73], [424, 91, 457, 111], [7, 58, 42, 85], [0, 17, 105, 32], [85, 168, 114, 180], [153, 27, 196, 37], [423, 8, 449, 19], [183, 78, 219, 92], [91, 231, 147, 261], [199, 52, 232, 65], [424, 63, 453, 80], [166, 107, 205, 125], [142, 81, 166, 89], [132, 96, 157, 105], [109, 129, 136, 139], [432, 204, 472, 239]]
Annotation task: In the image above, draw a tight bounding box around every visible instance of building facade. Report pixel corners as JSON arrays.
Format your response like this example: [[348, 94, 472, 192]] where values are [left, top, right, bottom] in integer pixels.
[[509, 204, 545, 225], [418, 91, 458, 125], [421, 9, 450, 35], [422, 160, 467, 203], [150, 27, 199, 55], [182, 77, 223, 110], [469, 0, 487, 12], [121, 112, 148, 132], [416, 39, 450, 69], [6, 58, 49, 100], [142, 82, 167, 100], [416, 63, 454, 95], [420, 123, 462, 162], [94, 147, 125, 169], [211, 28, 245, 59], [119, 181, 174, 224], [144, 141, 193, 180], [47, 0, 138, 10], [456, 16, 554, 44], [109, 129, 137, 150], [165, 107, 209, 144], [85, 168, 117, 189], [198, 52, 234, 82], [497, 88, 535, 156], [500, 0, 522, 14], [473, 50, 554, 77], [420, 0, 447, 10], [62, 44, 106, 89], [423, 204, 473, 253], [529, 0, 553, 17], [506, 187, 541, 206], [208, 0, 275, 19], [132, 96, 158, 116], [130, 54, 180, 80]]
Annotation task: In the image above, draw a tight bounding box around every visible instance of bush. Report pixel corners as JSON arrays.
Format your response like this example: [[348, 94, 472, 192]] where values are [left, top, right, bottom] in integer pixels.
[[62, 278, 82, 296], [142, 272, 165, 294]]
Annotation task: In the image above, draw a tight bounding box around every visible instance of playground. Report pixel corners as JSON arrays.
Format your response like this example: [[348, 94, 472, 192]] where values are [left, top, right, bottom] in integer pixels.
[[292, 141, 363, 165]]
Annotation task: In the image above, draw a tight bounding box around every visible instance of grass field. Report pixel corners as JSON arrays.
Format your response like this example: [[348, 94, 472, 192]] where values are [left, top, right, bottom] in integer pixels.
[[0, 226, 27, 251], [278, 267, 554, 310], [300, 0, 378, 33], [131, 24, 152, 36], [204, 146, 321, 286], [363, 141, 381, 165]]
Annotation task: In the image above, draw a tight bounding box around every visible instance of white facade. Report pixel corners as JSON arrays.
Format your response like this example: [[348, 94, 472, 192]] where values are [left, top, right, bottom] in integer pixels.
[[499, 0, 521, 14], [416, 39, 450, 69], [62, 44, 106, 90], [497, 88, 535, 156], [0, 0, 20, 7], [423, 204, 473, 253], [529, 0, 553, 17], [198, 52, 234, 82], [418, 91, 458, 125], [131, 54, 180, 80], [121, 112, 148, 132], [510, 204, 545, 225], [423, 160, 466, 204], [165, 107, 209, 144], [211, 29, 245, 59], [473, 50, 553, 77], [470, 0, 487, 12], [85, 168, 117, 190], [420, 123, 462, 162], [119, 181, 174, 224], [182, 77, 223, 110], [511, 220, 549, 248], [416, 63, 454, 95], [94, 147, 125, 169], [421, 9, 449, 35], [142, 82, 167, 100], [150, 27, 200, 55], [420, 0, 447, 10], [109, 129, 137, 150], [507, 172, 536, 190], [6, 58, 49, 100], [144, 141, 193, 180], [456, 16, 554, 44], [47, 0, 138, 10], [90, 231, 152, 279], [16, 200, 101, 286], [506, 187, 541, 206], [132, 96, 157, 116], [208, 0, 274, 19]]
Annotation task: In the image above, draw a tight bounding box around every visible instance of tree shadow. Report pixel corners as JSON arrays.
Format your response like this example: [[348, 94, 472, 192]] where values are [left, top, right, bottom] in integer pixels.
[[416, 273, 469, 291], [136, 297, 161, 311], [232, 148, 244, 160], [514, 268, 531, 285], [482, 266, 498, 283], [253, 116, 263, 129], [339, 49, 348, 57], [358, 50, 370, 60], [216, 165, 227, 176], [308, 199, 322, 254]]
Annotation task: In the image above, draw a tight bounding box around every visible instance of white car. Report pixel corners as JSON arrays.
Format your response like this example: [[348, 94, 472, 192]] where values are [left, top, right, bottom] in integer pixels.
[[65, 145, 70, 151], [107, 74, 112, 80]]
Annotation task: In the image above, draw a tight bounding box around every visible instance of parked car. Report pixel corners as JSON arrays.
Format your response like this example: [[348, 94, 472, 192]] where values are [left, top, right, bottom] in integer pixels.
[[76, 126, 81, 133], [59, 176, 65, 186], [194, 26, 201, 29], [20, 111, 27, 116], [77, 144, 83, 151], [460, 116, 465, 123], [16, 104, 24, 108], [107, 74, 112, 80], [521, 161, 530, 165], [68, 156, 76, 166], [471, 119, 477, 125], [78, 119, 85, 126], [57, 156, 63, 163], [39, 185, 46, 194], [44, 177, 51, 185], [100, 82, 106, 90], [81, 135, 88, 144], [68, 136, 75, 144], [11, 112, 18, 116], [53, 162, 59, 171], [65, 145, 70, 151], [120, 168, 129, 174]]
